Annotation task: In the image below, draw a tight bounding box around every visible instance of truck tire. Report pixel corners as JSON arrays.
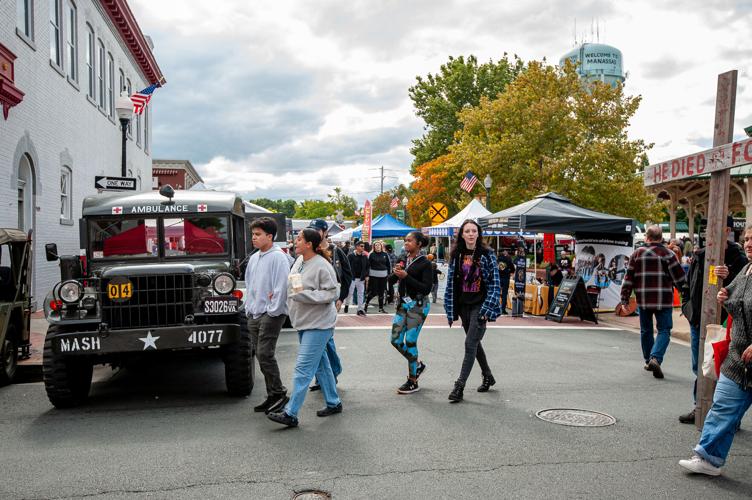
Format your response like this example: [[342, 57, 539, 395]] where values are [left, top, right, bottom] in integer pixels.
[[222, 314, 254, 396], [0, 324, 18, 386], [43, 326, 93, 408]]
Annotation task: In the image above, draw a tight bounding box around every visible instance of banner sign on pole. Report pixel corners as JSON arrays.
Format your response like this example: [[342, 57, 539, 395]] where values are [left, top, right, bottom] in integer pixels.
[[362, 200, 373, 244], [573, 233, 633, 310]]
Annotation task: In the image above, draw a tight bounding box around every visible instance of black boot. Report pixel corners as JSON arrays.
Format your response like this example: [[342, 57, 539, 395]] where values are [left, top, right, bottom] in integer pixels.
[[448, 380, 465, 403], [477, 374, 496, 393]]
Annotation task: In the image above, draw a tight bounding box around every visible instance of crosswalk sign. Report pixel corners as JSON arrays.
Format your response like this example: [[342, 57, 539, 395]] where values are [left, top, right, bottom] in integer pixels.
[[428, 202, 448, 225]]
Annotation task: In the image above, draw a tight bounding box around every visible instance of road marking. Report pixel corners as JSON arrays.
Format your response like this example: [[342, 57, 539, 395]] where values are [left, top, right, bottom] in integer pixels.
[[285, 326, 621, 331]]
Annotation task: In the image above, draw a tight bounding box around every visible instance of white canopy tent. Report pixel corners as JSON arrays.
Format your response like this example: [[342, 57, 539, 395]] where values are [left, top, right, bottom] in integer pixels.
[[424, 199, 492, 237], [330, 226, 357, 242]]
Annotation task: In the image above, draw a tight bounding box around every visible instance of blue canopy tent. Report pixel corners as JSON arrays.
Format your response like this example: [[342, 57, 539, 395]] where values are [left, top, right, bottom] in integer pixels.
[[352, 214, 416, 239]]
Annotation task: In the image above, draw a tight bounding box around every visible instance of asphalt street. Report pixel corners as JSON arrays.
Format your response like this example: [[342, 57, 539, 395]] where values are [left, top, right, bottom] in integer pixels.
[[1, 323, 751, 499]]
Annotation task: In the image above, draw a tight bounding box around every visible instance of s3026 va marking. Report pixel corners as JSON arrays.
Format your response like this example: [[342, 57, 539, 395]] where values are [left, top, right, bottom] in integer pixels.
[[188, 328, 223, 345], [59, 336, 101, 352]]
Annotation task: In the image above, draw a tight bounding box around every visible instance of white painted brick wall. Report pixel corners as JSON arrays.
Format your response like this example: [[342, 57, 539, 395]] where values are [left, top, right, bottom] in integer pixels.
[[0, 0, 157, 305]]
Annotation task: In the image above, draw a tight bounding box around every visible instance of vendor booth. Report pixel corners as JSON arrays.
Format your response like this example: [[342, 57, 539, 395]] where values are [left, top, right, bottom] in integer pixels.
[[352, 214, 416, 239], [480, 192, 635, 314]]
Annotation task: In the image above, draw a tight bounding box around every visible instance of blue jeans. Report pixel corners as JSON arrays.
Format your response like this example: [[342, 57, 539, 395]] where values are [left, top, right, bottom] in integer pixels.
[[638, 307, 673, 364], [694, 374, 752, 467], [284, 328, 341, 418], [690, 323, 700, 402], [325, 336, 342, 378]]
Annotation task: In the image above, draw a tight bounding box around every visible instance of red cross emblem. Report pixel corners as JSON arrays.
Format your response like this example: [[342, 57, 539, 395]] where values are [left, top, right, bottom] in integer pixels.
[[197, 204, 208, 212], [112, 206, 123, 215]]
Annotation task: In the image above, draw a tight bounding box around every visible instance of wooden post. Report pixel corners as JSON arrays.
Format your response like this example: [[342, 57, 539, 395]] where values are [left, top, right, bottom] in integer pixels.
[[696, 70, 737, 429]]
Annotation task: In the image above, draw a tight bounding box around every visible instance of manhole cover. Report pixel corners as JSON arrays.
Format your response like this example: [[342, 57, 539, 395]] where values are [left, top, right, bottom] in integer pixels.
[[293, 490, 331, 500], [535, 408, 616, 427]]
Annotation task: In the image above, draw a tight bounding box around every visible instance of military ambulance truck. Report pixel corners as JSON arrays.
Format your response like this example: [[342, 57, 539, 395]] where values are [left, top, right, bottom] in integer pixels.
[[43, 187, 252, 407]]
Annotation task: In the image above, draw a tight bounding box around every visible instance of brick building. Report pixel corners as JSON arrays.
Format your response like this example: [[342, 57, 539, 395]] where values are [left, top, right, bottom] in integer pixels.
[[152, 159, 203, 190], [1, 0, 165, 302]]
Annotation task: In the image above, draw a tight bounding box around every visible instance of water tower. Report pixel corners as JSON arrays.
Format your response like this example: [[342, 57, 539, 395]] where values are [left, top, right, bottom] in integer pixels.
[[559, 42, 625, 87]]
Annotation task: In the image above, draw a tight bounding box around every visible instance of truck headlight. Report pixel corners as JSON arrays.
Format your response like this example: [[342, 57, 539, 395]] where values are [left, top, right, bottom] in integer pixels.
[[213, 273, 235, 295], [59, 280, 83, 303]]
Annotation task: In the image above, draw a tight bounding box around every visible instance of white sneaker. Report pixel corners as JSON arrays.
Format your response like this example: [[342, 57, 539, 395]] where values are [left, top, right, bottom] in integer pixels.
[[678, 455, 721, 476]]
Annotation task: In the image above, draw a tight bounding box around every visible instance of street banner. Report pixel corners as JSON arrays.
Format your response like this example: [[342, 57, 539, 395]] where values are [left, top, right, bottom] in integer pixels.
[[362, 200, 373, 243], [543, 233, 555, 264], [574, 233, 633, 310], [513, 254, 527, 295]]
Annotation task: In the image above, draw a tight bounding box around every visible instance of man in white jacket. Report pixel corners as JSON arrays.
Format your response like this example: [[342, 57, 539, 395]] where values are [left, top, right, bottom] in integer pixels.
[[244, 217, 290, 414]]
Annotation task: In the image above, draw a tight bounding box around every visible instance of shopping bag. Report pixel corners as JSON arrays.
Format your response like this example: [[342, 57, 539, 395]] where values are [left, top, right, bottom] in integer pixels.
[[702, 322, 731, 381]]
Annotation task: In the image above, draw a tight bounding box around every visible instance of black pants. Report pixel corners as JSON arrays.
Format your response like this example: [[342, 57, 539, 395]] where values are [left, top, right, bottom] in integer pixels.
[[247, 313, 287, 397], [500, 276, 510, 312], [366, 276, 387, 309], [457, 303, 492, 383]]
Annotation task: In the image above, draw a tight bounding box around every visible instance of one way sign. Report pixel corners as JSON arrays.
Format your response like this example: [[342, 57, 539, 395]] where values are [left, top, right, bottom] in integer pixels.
[[95, 176, 137, 191]]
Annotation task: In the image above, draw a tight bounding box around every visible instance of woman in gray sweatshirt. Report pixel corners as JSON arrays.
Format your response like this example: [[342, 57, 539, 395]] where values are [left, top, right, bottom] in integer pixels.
[[267, 228, 342, 428]]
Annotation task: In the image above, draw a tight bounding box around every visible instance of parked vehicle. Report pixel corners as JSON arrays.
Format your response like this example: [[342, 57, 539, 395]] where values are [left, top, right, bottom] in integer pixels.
[[0, 229, 33, 385], [42, 186, 252, 407]]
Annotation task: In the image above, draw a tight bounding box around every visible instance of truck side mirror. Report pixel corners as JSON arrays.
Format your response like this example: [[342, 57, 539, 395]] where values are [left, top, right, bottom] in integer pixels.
[[45, 243, 59, 262]]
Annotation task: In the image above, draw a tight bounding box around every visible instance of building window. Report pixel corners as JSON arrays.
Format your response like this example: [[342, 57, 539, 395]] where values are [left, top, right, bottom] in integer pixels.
[[86, 24, 94, 98], [64, 0, 77, 81], [60, 167, 72, 222], [49, 0, 62, 68], [126, 79, 133, 137], [97, 39, 104, 108], [16, 0, 34, 41], [107, 53, 114, 117], [119, 69, 125, 96]]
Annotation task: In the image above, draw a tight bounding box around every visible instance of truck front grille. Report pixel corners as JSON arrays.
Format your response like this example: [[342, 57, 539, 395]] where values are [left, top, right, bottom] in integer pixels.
[[101, 274, 194, 329]]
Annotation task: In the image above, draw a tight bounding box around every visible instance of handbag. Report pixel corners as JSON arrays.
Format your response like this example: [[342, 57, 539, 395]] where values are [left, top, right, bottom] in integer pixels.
[[702, 322, 730, 380]]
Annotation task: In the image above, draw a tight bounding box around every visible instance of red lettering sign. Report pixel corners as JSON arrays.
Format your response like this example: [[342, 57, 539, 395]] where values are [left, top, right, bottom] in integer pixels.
[[645, 138, 752, 186]]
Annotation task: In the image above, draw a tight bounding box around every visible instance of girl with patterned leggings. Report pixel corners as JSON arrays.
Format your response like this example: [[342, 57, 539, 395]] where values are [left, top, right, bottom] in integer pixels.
[[389, 231, 434, 394]]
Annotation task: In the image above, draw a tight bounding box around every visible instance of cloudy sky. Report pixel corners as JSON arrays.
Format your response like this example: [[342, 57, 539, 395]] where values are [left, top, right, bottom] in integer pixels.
[[132, 0, 752, 203]]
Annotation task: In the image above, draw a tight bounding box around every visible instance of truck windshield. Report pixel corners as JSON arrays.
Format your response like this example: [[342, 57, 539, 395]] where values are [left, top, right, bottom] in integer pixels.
[[89, 218, 159, 259], [163, 216, 229, 257]]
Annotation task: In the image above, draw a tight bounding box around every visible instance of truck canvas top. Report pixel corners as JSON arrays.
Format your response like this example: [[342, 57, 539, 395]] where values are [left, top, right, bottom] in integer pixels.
[[82, 191, 245, 217]]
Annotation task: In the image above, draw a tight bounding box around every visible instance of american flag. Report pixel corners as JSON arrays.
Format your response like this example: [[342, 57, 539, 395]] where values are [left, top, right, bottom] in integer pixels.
[[130, 83, 160, 115], [390, 196, 400, 209], [460, 171, 479, 193]]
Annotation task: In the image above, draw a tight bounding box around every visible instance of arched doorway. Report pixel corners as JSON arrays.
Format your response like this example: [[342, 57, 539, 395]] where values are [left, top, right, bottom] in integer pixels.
[[17, 153, 35, 233]]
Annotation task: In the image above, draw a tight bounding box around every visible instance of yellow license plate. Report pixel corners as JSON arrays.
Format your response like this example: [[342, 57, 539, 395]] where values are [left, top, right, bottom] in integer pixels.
[[107, 280, 133, 300]]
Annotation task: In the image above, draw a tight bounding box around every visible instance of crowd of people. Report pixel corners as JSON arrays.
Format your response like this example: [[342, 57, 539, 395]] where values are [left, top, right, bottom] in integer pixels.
[[244, 217, 503, 428], [618, 219, 752, 477], [246, 215, 751, 478]]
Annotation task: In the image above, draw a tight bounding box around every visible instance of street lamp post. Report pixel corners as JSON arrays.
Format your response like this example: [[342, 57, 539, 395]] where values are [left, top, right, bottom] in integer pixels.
[[484, 174, 492, 210], [401, 196, 409, 223], [115, 95, 134, 178]]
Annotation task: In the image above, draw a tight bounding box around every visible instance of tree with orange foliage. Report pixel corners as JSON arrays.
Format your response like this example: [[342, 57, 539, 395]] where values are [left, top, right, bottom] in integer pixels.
[[408, 154, 462, 227]]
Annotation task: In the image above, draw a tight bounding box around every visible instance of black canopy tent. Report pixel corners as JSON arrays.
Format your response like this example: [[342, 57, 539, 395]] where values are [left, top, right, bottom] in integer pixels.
[[479, 192, 635, 235]]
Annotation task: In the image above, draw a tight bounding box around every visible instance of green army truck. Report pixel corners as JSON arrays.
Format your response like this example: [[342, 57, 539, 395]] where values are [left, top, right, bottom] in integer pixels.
[[43, 186, 253, 407], [0, 229, 33, 385]]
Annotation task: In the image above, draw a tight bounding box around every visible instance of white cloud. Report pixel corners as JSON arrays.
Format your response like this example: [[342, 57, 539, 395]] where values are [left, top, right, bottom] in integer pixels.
[[131, 0, 752, 203]]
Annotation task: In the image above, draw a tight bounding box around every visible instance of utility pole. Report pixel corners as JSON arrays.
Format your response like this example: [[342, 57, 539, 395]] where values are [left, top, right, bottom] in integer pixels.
[[370, 166, 399, 195]]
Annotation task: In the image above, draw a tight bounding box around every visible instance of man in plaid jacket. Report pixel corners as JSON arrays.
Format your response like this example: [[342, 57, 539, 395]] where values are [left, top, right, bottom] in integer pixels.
[[620, 225, 687, 379]]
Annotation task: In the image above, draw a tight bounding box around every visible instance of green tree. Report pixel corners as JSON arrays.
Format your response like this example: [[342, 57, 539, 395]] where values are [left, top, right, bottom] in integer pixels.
[[247, 198, 298, 218], [449, 61, 663, 222], [409, 54, 525, 171], [327, 187, 358, 216], [294, 200, 332, 219]]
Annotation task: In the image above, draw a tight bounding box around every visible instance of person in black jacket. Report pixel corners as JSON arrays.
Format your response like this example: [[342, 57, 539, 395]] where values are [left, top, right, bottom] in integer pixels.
[[497, 249, 515, 314], [679, 217, 748, 424], [307, 219, 353, 391], [388, 231, 433, 394], [346, 241, 369, 316], [365, 241, 391, 313], [385, 244, 398, 304]]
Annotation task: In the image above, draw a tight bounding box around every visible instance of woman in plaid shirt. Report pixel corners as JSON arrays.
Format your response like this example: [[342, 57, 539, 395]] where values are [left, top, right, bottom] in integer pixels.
[[444, 220, 502, 403]]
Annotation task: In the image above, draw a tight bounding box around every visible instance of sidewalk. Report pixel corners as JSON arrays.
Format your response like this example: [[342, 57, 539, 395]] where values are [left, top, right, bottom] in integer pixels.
[[598, 307, 691, 343]]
